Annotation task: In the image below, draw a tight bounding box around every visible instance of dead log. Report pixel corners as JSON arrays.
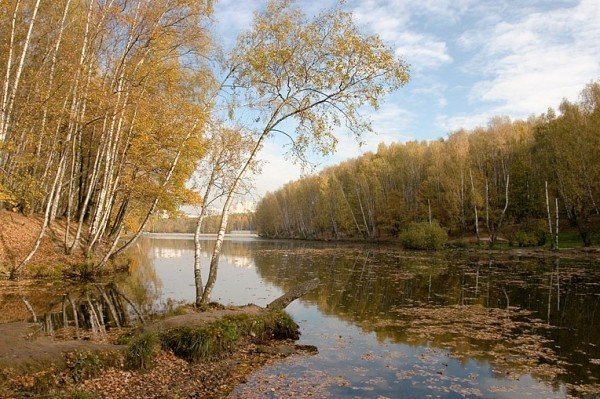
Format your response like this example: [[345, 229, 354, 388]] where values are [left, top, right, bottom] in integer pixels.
[[267, 278, 320, 310]]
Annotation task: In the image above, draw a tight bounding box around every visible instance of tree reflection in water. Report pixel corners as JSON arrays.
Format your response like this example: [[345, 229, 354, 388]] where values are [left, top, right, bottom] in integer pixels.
[[2, 236, 597, 397]]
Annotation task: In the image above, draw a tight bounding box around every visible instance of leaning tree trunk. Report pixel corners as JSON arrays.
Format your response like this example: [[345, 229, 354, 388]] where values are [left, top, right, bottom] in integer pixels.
[[107, 121, 199, 264], [201, 130, 269, 304], [267, 278, 320, 310], [10, 157, 64, 279], [194, 209, 207, 306]]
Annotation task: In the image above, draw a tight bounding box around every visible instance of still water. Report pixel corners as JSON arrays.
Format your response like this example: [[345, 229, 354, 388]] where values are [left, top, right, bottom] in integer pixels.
[[124, 234, 599, 399]]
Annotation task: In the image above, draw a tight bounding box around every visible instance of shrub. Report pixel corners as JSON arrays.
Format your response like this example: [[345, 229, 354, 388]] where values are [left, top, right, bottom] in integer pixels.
[[125, 332, 160, 370], [160, 310, 299, 362], [398, 222, 448, 250], [508, 219, 548, 247]]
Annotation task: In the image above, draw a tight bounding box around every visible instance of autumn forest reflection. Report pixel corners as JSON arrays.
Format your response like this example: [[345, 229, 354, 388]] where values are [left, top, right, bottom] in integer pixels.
[[120, 236, 600, 397], [5, 236, 595, 397]]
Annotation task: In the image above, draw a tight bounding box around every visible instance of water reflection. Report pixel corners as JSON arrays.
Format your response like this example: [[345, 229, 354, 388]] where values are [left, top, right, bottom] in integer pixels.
[[127, 236, 598, 397], [2, 283, 133, 337], [251, 250, 599, 388], [1, 235, 598, 398]]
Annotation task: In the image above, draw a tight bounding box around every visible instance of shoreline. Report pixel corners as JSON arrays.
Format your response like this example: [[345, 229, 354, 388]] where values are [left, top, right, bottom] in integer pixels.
[[0, 304, 314, 398]]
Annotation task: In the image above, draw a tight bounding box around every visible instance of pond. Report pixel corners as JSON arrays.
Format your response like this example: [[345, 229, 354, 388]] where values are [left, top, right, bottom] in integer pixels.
[[129, 234, 600, 398], [2, 234, 599, 398]]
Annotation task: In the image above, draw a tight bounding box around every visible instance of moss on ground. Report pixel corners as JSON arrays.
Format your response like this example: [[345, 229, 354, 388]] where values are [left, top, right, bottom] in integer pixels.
[[160, 309, 298, 363]]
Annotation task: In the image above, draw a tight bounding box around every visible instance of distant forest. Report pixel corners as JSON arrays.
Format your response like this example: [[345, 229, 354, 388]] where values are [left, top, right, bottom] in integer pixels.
[[147, 213, 255, 234], [255, 83, 600, 246]]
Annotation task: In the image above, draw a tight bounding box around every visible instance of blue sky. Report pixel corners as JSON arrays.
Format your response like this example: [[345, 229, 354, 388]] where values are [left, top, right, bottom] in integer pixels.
[[211, 0, 600, 200]]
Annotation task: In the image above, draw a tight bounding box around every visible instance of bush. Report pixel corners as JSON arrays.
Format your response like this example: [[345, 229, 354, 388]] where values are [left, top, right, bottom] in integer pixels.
[[125, 332, 160, 370], [508, 219, 548, 247], [398, 222, 448, 250]]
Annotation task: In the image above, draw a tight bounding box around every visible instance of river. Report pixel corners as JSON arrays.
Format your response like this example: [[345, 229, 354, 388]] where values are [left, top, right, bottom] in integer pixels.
[[126, 234, 599, 398], [2, 234, 599, 398]]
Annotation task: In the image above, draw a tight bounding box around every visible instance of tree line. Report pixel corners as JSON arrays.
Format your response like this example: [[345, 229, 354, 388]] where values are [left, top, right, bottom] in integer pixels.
[[255, 82, 600, 247]]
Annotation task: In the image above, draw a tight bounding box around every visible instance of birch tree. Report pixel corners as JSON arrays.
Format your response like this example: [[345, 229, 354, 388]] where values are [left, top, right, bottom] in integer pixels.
[[198, 0, 409, 303]]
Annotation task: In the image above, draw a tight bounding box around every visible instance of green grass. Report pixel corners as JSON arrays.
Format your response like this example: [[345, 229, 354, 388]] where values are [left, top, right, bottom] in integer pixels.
[[125, 332, 160, 370], [160, 309, 299, 362]]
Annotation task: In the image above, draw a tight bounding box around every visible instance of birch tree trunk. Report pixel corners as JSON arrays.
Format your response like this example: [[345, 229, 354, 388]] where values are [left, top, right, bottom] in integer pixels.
[[469, 170, 480, 243], [0, 0, 21, 143], [194, 209, 207, 306], [427, 198, 432, 225], [200, 131, 268, 304], [1, 0, 41, 142], [490, 174, 509, 247], [10, 161, 63, 279], [545, 181, 555, 250], [554, 197, 559, 251]]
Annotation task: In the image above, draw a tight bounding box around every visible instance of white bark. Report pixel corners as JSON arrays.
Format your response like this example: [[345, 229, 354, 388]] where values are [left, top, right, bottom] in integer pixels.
[[1, 0, 42, 141], [0, 0, 21, 142], [545, 181, 555, 250], [10, 156, 64, 278], [554, 196, 559, 250]]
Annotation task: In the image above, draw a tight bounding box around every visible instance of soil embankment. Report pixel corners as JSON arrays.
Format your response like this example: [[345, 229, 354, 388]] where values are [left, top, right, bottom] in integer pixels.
[[0, 211, 87, 277]]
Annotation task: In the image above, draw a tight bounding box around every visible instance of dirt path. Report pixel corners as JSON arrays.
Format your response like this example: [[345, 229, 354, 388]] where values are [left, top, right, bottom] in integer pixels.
[[0, 322, 123, 369]]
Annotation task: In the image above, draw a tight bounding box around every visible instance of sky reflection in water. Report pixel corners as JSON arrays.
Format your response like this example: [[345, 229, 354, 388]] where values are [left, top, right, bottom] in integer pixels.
[[127, 235, 599, 399]]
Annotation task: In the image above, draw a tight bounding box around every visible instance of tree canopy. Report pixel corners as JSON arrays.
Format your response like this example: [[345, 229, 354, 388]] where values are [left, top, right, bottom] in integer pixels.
[[255, 82, 600, 247]]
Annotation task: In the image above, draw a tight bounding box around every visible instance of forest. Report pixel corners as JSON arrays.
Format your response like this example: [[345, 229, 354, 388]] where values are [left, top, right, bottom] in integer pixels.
[[0, 0, 407, 294], [255, 82, 600, 247], [0, 0, 216, 277]]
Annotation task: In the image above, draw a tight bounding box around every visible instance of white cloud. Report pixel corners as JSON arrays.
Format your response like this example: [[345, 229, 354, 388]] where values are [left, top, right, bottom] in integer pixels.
[[352, 1, 452, 70], [394, 32, 452, 70], [461, 0, 600, 117], [435, 113, 492, 133], [253, 140, 305, 195], [367, 103, 415, 142]]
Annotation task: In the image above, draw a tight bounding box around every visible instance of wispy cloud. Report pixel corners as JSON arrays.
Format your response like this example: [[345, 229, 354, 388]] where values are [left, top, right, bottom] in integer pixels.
[[435, 113, 492, 133], [352, 1, 453, 71], [460, 0, 600, 117]]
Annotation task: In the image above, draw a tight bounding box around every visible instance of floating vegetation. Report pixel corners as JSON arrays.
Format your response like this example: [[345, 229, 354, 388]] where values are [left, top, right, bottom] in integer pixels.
[[383, 304, 564, 380]]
